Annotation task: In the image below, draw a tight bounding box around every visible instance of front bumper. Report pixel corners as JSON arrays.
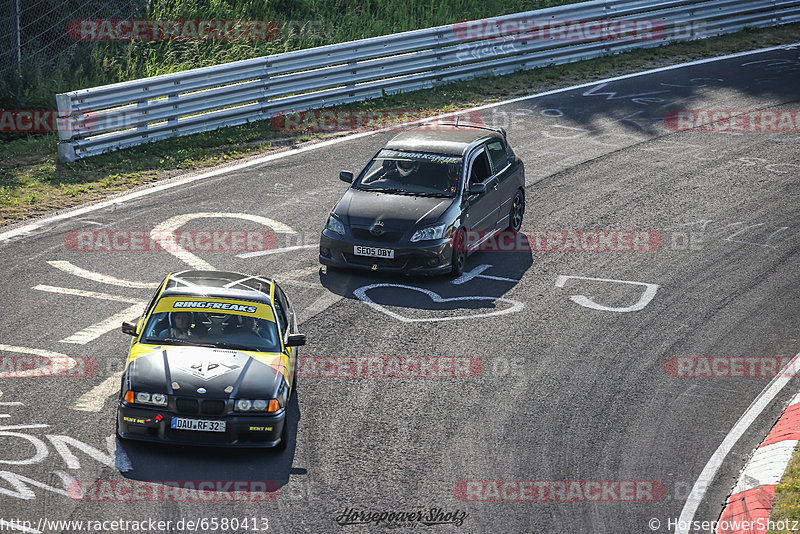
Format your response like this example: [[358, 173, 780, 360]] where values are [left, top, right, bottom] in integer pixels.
[[319, 229, 453, 275], [117, 403, 285, 448]]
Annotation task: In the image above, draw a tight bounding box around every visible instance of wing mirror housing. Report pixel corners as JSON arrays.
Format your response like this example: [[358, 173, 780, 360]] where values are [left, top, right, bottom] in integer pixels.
[[339, 171, 354, 183], [286, 333, 307, 347], [468, 182, 486, 194], [121, 321, 138, 336]]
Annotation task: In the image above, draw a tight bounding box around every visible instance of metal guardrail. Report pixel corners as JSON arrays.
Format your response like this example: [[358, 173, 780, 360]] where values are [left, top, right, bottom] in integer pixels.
[[55, 0, 800, 161]]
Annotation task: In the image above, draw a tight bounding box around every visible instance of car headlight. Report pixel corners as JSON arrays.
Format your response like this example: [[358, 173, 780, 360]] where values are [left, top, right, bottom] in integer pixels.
[[410, 223, 447, 242], [235, 399, 273, 412], [130, 391, 168, 406], [326, 214, 345, 235]]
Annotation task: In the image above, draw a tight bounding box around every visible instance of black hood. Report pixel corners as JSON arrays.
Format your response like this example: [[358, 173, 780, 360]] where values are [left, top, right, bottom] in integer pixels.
[[336, 188, 453, 229], [127, 345, 284, 399]]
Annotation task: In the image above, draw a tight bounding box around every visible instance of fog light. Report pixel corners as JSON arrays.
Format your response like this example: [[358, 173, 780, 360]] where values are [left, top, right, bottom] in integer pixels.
[[321, 247, 331, 257], [427, 257, 439, 266]]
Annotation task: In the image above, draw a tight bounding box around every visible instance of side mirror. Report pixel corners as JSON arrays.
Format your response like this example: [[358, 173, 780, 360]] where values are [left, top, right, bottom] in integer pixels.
[[339, 171, 354, 183], [286, 333, 306, 347], [468, 182, 486, 194], [121, 321, 138, 336]]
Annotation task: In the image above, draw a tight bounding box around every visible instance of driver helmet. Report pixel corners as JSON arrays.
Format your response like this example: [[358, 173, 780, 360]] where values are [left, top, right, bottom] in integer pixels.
[[396, 159, 417, 177]]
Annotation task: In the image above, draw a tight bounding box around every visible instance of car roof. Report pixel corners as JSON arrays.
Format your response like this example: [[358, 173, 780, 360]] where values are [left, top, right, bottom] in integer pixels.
[[160, 270, 274, 304], [384, 123, 506, 156]]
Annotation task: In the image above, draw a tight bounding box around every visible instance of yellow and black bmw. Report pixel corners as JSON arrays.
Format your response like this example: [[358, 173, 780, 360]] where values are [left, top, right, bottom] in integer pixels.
[[116, 270, 305, 450]]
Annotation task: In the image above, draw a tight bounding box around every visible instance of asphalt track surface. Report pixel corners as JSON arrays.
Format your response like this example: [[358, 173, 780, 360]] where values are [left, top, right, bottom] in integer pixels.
[[0, 45, 799, 533]]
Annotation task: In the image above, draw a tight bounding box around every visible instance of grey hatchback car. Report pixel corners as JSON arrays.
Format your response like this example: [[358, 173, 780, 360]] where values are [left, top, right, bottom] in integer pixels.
[[319, 122, 525, 276]]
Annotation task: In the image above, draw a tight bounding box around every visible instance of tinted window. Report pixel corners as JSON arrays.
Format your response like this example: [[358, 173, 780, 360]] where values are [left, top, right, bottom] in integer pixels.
[[353, 150, 462, 197], [274, 284, 292, 331], [486, 139, 508, 171], [469, 150, 492, 184], [273, 293, 288, 333]]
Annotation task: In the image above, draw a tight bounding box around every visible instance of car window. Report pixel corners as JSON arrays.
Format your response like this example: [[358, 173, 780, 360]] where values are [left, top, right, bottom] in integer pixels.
[[469, 149, 492, 185], [274, 284, 292, 332], [141, 310, 281, 352], [486, 139, 509, 171], [273, 292, 288, 334], [353, 150, 462, 197]]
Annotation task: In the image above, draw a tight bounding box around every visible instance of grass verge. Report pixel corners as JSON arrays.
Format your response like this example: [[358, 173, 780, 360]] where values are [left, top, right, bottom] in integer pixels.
[[1, 22, 799, 227], [769, 442, 800, 533]]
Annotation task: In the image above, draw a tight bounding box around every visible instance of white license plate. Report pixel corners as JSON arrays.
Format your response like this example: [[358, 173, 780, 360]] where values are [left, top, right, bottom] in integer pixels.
[[354, 245, 394, 258], [171, 417, 226, 432]]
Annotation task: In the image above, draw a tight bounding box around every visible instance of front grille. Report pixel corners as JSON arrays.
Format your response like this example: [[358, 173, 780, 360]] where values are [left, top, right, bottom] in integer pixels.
[[176, 398, 199, 414], [351, 228, 404, 242], [201, 400, 225, 415]]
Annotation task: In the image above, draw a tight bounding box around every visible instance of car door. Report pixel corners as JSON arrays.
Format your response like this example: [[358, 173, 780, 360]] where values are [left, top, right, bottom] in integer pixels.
[[485, 138, 515, 228], [463, 145, 501, 242], [273, 283, 296, 387]]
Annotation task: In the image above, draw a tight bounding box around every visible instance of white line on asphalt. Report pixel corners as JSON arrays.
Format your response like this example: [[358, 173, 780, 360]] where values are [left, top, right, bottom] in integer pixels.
[[107, 435, 133, 472], [73, 372, 123, 412], [31, 286, 146, 344], [150, 212, 297, 270], [60, 303, 146, 344], [0, 44, 796, 244], [237, 244, 318, 258], [299, 292, 343, 324], [47, 261, 159, 288], [32, 285, 144, 303], [676, 351, 800, 533]]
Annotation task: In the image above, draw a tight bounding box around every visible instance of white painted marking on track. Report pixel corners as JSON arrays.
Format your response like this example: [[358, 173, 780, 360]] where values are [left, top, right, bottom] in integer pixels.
[[1, 44, 796, 244], [72, 372, 123, 412], [353, 284, 523, 322], [31, 286, 146, 344], [32, 285, 143, 303], [150, 212, 297, 270], [237, 243, 318, 258], [554, 275, 659, 312], [0, 345, 79, 378], [47, 261, 159, 288], [60, 303, 146, 344], [298, 292, 343, 324], [677, 351, 800, 534], [451, 264, 519, 285]]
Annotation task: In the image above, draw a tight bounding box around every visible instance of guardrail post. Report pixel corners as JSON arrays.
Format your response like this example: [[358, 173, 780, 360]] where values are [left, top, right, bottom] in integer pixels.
[[434, 29, 444, 82], [347, 57, 357, 97], [168, 80, 180, 131]]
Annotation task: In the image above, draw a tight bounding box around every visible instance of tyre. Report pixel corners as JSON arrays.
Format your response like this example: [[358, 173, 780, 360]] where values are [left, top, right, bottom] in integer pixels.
[[450, 229, 466, 277], [508, 190, 525, 231]]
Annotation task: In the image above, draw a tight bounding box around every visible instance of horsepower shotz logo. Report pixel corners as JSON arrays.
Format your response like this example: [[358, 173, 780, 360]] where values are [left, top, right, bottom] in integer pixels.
[[173, 301, 257, 313]]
